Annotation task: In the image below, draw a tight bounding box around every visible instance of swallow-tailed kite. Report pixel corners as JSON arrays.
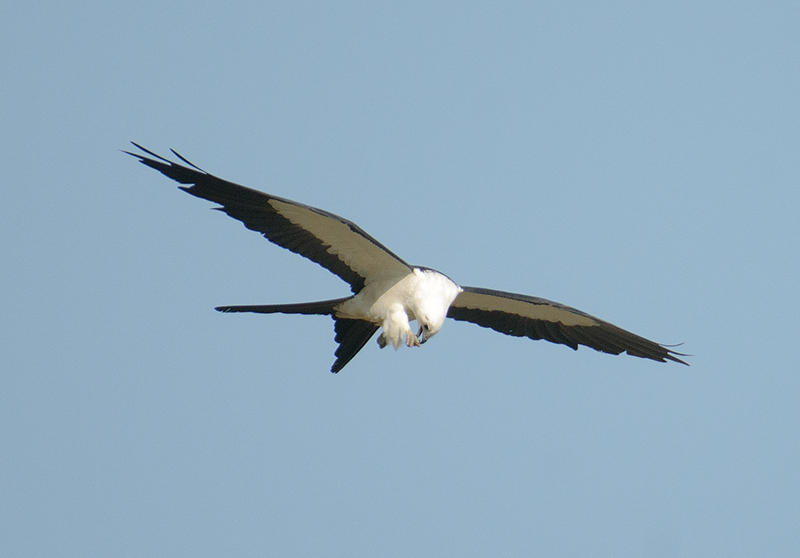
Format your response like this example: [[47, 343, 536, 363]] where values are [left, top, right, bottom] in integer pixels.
[[127, 143, 687, 372]]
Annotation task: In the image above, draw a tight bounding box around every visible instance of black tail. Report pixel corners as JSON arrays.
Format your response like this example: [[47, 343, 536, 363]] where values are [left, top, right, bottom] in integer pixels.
[[215, 297, 352, 316], [216, 297, 378, 373], [331, 318, 380, 373]]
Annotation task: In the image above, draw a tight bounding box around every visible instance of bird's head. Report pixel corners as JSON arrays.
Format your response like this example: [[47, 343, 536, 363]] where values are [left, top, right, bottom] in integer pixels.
[[416, 312, 447, 344], [411, 267, 462, 344]]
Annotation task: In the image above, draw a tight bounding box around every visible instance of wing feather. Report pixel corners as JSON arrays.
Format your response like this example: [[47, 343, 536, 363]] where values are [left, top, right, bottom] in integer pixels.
[[448, 286, 687, 365], [127, 143, 412, 293]]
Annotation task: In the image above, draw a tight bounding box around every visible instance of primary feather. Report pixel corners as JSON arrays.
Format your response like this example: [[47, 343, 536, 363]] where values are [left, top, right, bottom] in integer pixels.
[[128, 144, 688, 371]]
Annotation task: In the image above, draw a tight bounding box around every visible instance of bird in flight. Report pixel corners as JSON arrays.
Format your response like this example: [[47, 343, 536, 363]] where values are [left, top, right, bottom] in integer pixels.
[[127, 143, 687, 372]]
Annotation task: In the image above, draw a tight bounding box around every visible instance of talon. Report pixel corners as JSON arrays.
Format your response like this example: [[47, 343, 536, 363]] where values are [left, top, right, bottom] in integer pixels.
[[406, 332, 421, 347], [377, 334, 387, 349]]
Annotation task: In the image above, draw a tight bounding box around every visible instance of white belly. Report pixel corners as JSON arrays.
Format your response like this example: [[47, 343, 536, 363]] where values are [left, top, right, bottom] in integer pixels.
[[333, 267, 462, 349]]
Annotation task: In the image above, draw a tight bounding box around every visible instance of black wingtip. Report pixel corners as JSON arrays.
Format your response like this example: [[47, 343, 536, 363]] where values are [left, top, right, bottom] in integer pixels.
[[125, 142, 208, 175], [170, 148, 207, 172], [125, 142, 212, 188], [125, 141, 169, 163], [656, 341, 690, 366], [664, 350, 691, 366]]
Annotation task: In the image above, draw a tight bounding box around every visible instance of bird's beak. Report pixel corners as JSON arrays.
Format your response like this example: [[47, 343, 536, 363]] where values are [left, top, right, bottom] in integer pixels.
[[417, 326, 428, 344]]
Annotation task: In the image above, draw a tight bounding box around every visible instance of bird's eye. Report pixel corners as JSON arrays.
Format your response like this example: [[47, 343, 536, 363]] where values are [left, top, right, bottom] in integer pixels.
[[423, 324, 429, 331]]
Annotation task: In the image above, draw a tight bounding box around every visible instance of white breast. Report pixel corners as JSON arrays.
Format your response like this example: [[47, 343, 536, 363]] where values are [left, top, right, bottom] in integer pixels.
[[334, 268, 461, 349]]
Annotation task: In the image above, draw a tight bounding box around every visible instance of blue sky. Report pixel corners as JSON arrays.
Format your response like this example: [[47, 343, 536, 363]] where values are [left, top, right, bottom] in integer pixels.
[[2, 1, 799, 556]]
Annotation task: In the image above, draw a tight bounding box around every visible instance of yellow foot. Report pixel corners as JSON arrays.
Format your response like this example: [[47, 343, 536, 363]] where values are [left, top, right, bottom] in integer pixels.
[[406, 332, 421, 347]]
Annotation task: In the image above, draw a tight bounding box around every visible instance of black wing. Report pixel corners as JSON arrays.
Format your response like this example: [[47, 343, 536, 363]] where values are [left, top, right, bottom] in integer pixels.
[[448, 286, 687, 364], [127, 143, 412, 293]]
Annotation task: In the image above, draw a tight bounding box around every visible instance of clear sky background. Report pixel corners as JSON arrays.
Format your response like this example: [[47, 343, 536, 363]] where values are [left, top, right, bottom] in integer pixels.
[[2, 1, 798, 556]]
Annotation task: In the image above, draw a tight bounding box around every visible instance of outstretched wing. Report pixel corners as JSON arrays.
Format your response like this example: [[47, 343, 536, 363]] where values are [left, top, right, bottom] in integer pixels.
[[126, 143, 412, 293], [448, 286, 687, 364]]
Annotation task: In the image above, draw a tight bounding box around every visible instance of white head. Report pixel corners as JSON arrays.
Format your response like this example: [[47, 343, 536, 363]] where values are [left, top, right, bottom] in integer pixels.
[[411, 268, 462, 343]]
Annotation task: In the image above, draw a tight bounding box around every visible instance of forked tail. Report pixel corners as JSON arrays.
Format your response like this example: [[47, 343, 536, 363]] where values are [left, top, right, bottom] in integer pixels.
[[216, 297, 379, 373], [215, 297, 352, 316]]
